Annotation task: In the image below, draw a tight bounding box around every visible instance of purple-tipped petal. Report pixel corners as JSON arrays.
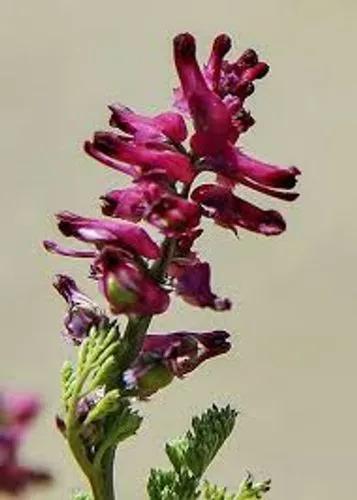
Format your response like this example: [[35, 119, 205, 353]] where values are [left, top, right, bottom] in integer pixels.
[[124, 330, 231, 397], [53, 274, 107, 344]]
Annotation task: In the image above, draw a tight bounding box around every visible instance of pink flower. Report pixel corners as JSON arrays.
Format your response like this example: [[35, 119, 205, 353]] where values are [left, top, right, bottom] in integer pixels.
[[102, 182, 201, 235], [85, 131, 195, 183], [0, 392, 51, 495], [109, 103, 188, 144], [192, 183, 286, 235], [55, 211, 160, 259], [173, 32, 300, 215], [101, 182, 163, 222], [95, 248, 169, 315], [45, 32, 300, 330], [174, 34, 269, 143], [174, 33, 233, 156], [174, 261, 231, 311], [209, 146, 300, 193]]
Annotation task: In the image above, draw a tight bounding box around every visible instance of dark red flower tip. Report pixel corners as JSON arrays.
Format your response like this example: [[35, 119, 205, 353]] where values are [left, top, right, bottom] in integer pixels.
[[212, 34, 232, 57], [173, 33, 196, 59], [243, 62, 270, 81], [237, 48, 259, 68]]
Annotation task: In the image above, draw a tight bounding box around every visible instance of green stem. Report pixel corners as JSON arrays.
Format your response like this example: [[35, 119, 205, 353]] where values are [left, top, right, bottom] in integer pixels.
[[120, 237, 177, 369], [89, 448, 115, 500]]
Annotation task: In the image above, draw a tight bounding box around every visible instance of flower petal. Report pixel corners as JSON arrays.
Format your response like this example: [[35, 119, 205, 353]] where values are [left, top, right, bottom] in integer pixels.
[[109, 104, 188, 144], [174, 33, 233, 156], [56, 211, 160, 259], [175, 261, 231, 311], [91, 132, 195, 183], [98, 249, 169, 316], [53, 274, 106, 345], [192, 183, 286, 235]]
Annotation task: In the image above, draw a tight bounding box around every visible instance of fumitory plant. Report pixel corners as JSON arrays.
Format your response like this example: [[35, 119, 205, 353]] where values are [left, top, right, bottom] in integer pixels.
[[42, 32, 300, 500]]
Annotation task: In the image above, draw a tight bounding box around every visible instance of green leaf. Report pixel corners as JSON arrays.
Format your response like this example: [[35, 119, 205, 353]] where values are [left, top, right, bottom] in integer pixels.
[[167, 404, 238, 478], [147, 405, 239, 500], [147, 468, 199, 500], [105, 399, 143, 445]]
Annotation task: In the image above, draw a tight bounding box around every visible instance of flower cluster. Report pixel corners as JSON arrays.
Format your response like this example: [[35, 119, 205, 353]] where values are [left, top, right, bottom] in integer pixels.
[[45, 33, 299, 392], [0, 391, 51, 495]]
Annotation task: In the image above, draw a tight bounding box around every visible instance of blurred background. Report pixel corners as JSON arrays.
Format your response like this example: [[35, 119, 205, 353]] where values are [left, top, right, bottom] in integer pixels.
[[1, 0, 356, 498]]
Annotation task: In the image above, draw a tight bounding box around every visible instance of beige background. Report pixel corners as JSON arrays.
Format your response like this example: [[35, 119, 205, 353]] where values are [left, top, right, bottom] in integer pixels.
[[1, 0, 356, 498]]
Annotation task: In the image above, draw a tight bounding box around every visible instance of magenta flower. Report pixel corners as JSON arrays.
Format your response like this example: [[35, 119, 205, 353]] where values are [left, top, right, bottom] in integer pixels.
[[174, 33, 233, 156], [143, 330, 231, 374], [174, 261, 231, 311], [101, 182, 162, 222], [206, 146, 300, 196], [174, 34, 269, 144], [109, 104, 188, 144], [85, 132, 195, 183], [45, 33, 299, 363], [53, 274, 107, 345], [173, 33, 300, 231], [102, 182, 201, 235], [192, 184, 286, 235], [0, 392, 51, 495], [55, 211, 160, 259], [123, 330, 231, 398], [95, 248, 169, 315]]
